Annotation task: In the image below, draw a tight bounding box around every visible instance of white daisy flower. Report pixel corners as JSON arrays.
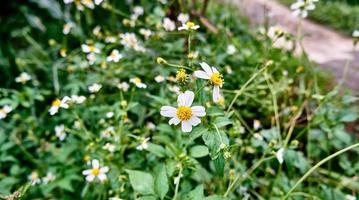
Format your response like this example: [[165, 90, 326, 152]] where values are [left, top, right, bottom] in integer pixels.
[[120, 33, 145, 52], [55, 124, 66, 141], [290, 0, 318, 18], [81, 44, 100, 54], [275, 148, 285, 164], [178, 21, 200, 31], [177, 13, 189, 24], [0, 105, 12, 120], [101, 126, 115, 138], [62, 22, 74, 35], [130, 77, 147, 88], [353, 30, 359, 38], [105, 36, 117, 43], [154, 75, 165, 83], [136, 137, 150, 150], [160, 91, 206, 132], [71, 95, 86, 104], [139, 28, 152, 40], [103, 143, 116, 152], [88, 83, 102, 93], [194, 62, 224, 102], [253, 119, 261, 130], [49, 96, 71, 115], [82, 159, 109, 182], [28, 171, 41, 185], [163, 18, 176, 31], [42, 172, 56, 184], [226, 44, 237, 55], [15, 72, 32, 84], [117, 82, 130, 92], [106, 49, 123, 63]]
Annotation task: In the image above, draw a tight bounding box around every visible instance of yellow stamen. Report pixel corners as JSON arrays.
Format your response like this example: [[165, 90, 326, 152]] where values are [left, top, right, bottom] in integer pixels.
[[52, 99, 61, 107], [91, 168, 100, 176], [176, 69, 187, 83], [210, 72, 224, 86], [176, 106, 192, 121], [186, 21, 195, 29], [89, 46, 96, 52]]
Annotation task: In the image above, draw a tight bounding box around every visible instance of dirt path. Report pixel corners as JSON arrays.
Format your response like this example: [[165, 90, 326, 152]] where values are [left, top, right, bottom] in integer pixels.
[[227, 0, 359, 92]]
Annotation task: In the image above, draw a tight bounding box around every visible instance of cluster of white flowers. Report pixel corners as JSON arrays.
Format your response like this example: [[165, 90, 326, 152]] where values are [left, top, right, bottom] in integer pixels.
[[106, 49, 123, 63], [15, 72, 32, 84], [28, 171, 56, 185], [88, 83, 102, 93], [120, 33, 146, 52], [82, 159, 109, 182], [291, 0, 318, 18]]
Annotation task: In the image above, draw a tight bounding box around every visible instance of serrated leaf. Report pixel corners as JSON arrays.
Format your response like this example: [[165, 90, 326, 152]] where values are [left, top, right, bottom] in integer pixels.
[[126, 170, 154, 195]]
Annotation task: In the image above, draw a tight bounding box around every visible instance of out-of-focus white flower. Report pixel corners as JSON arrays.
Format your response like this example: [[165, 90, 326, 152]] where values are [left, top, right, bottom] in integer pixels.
[[82, 44, 100, 54], [275, 148, 285, 164], [130, 77, 147, 88], [225, 65, 233, 74], [120, 33, 146, 52], [187, 51, 199, 59], [81, 0, 95, 9], [101, 126, 115, 138], [154, 75, 165, 83], [291, 0, 318, 18], [15, 72, 32, 84], [160, 91, 206, 132], [94, 0, 104, 5], [163, 18, 176, 31], [106, 112, 114, 118], [55, 124, 66, 141], [345, 195, 357, 200], [28, 171, 41, 185], [253, 133, 263, 140], [353, 30, 359, 38], [168, 85, 181, 95], [239, 126, 245, 134], [253, 119, 261, 130], [92, 26, 101, 37], [106, 49, 123, 62], [177, 13, 189, 24], [117, 82, 130, 92], [133, 6, 144, 17], [42, 172, 56, 184], [103, 143, 116, 152], [71, 95, 86, 104], [226, 45, 237, 55], [63, 22, 74, 35], [146, 122, 156, 130], [194, 62, 224, 102], [0, 105, 12, 120], [105, 36, 117, 43], [86, 53, 96, 65], [139, 28, 152, 40], [49, 96, 71, 115], [136, 137, 150, 150], [88, 83, 102, 93], [82, 159, 109, 182], [178, 21, 200, 31]]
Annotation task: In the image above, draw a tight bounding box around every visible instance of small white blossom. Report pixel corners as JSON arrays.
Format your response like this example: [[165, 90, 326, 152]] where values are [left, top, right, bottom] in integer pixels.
[[28, 171, 41, 185], [178, 21, 200, 31], [15, 72, 32, 84], [146, 122, 156, 130], [226, 45, 237, 55], [117, 82, 130, 92], [103, 143, 116, 152], [55, 124, 66, 141], [88, 83, 102, 93], [253, 119, 261, 130], [139, 28, 152, 40], [133, 6, 144, 17], [106, 49, 123, 62], [87, 53, 96, 65], [130, 77, 147, 88], [0, 105, 12, 120], [136, 137, 150, 150], [275, 148, 285, 164], [81, 44, 100, 54], [291, 0, 318, 18], [163, 18, 176, 31], [92, 26, 101, 36], [353, 30, 359, 38], [154, 75, 165, 83], [63, 22, 74, 35], [71, 95, 86, 104], [94, 0, 104, 5], [168, 85, 181, 95], [49, 96, 71, 115], [101, 126, 115, 138], [105, 36, 117, 43], [346, 195, 357, 200], [81, 0, 95, 9], [42, 172, 56, 184], [177, 13, 189, 24], [82, 159, 109, 182], [120, 33, 145, 52], [106, 112, 114, 118]]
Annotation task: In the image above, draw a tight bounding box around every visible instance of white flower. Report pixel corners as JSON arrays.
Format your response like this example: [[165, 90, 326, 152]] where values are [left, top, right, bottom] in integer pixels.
[[194, 62, 224, 102], [226, 45, 237, 55], [139, 28, 152, 40], [178, 21, 200, 31], [106, 112, 114, 118], [88, 83, 102, 93], [49, 96, 71, 115], [81, 44, 100, 54], [146, 122, 156, 130], [168, 85, 181, 95], [94, 0, 104, 5], [154, 75, 165, 83], [117, 82, 130, 92], [42, 172, 56, 184], [101, 126, 114, 138], [136, 137, 150, 150], [15, 72, 32, 84], [28, 171, 41, 185], [106, 49, 123, 63], [62, 22, 74, 35], [177, 13, 189, 24], [275, 148, 285, 164], [71, 95, 86, 104], [253, 119, 261, 130], [345, 195, 357, 200], [92, 26, 101, 36], [130, 77, 147, 88], [163, 18, 176, 31], [160, 91, 206, 132], [82, 159, 109, 182], [0, 105, 12, 119], [291, 0, 318, 18], [55, 124, 66, 141], [103, 143, 116, 152], [81, 0, 95, 9], [120, 33, 145, 52], [109, 197, 123, 200], [353, 30, 359, 38], [133, 6, 144, 17], [105, 36, 117, 43], [87, 53, 96, 65]]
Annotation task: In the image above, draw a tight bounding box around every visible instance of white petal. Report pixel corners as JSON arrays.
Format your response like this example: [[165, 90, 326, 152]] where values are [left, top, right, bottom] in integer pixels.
[[82, 169, 91, 175], [178, 91, 194, 107], [160, 106, 177, 117], [98, 173, 107, 181], [169, 117, 181, 125], [213, 86, 220, 102], [92, 159, 99, 169], [181, 121, 192, 132], [199, 62, 213, 76], [86, 175, 95, 182], [100, 166, 109, 173], [188, 116, 201, 126], [191, 106, 206, 117], [194, 70, 210, 79], [211, 67, 219, 73]]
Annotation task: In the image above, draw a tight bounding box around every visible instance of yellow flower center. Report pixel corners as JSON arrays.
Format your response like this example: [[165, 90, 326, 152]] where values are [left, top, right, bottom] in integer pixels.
[[52, 99, 61, 107], [176, 69, 187, 83], [186, 21, 195, 29], [133, 77, 142, 84], [89, 46, 96, 52], [91, 168, 100, 176], [176, 106, 192, 121], [210, 72, 224, 86]]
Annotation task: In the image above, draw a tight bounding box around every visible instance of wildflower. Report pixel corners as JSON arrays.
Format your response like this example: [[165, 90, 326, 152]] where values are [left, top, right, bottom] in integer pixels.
[[49, 96, 71, 115], [81, 0, 95, 9], [106, 49, 123, 63], [103, 143, 116, 152], [60, 48, 67, 57], [62, 22, 74, 35], [28, 171, 41, 185], [55, 124, 66, 141], [226, 44, 237, 55], [163, 18, 176, 31], [168, 85, 181, 95], [81, 44, 100, 54], [86, 53, 96, 65], [160, 91, 206, 132], [42, 172, 56, 184], [94, 0, 103, 5], [0, 105, 12, 120], [155, 75, 165, 83], [253, 119, 261, 130], [82, 159, 109, 182], [275, 148, 285, 164], [290, 0, 318, 18], [133, 6, 144, 17], [178, 21, 200, 31], [120, 33, 145, 52], [267, 26, 286, 39], [225, 65, 233, 74], [136, 137, 150, 150], [106, 112, 114, 118], [101, 126, 115, 138], [188, 51, 199, 59], [130, 77, 147, 88], [146, 122, 156, 130], [194, 62, 224, 102], [64, 0, 84, 11], [105, 36, 117, 43], [71, 95, 86, 104], [177, 13, 189, 24], [15, 72, 32, 84], [139, 28, 152, 40], [117, 82, 130, 92], [176, 69, 188, 84], [92, 26, 102, 37], [88, 83, 102, 93]]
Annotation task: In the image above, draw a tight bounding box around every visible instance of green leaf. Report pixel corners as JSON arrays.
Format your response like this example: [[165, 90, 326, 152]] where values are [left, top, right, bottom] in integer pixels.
[[146, 143, 167, 157], [213, 154, 225, 177], [207, 107, 224, 117], [190, 145, 209, 158], [57, 178, 74, 192], [184, 184, 204, 200], [202, 131, 229, 158], [214, 117, 232, 128], [126, 170, 154, 195], [190, 127, 208, 142], [154, 165, 169, 200]]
